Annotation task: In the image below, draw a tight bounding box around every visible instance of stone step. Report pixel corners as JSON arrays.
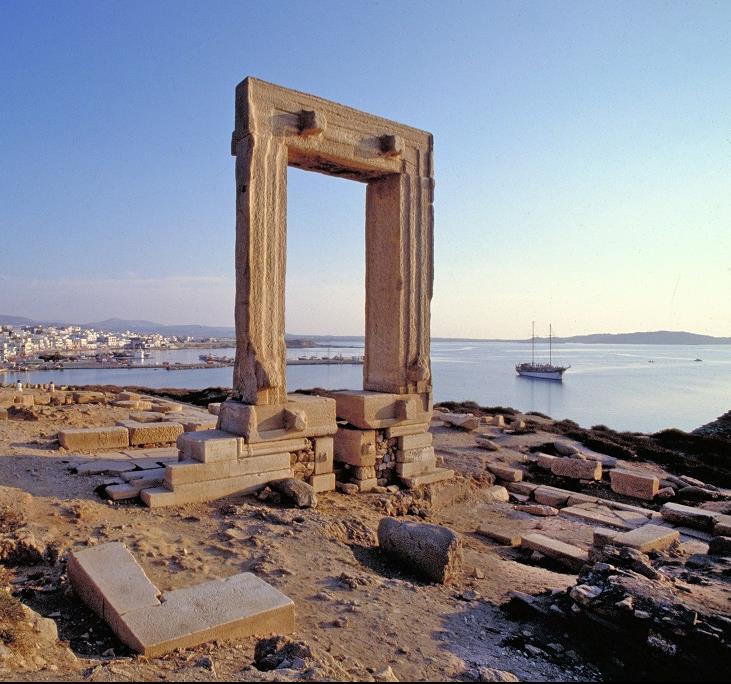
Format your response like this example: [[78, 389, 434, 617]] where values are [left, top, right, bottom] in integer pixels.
[[141, 467, 292, 508], [164, 452, 291, 487], [399, 467, 454, 489], [106, 473, 166, 501]]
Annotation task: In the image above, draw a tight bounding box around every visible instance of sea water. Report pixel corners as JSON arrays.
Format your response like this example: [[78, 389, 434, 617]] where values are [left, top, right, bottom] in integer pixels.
[[5, 340, 730, 433]]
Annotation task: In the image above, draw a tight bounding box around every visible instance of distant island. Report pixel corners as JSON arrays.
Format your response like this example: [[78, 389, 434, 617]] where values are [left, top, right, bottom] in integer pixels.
[[1, 315, 729, 345]]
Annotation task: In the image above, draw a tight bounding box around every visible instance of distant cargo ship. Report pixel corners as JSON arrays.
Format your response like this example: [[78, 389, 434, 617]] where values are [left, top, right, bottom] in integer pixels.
[[516, 323, 570, 381]]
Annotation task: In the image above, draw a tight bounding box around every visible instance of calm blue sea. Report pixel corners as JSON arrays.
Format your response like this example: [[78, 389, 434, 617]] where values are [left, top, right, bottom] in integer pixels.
[[4, 340, 730, 433]]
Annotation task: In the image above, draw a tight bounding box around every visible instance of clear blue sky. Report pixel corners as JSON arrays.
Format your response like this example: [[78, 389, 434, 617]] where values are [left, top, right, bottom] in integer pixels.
[[1, 0, 729, 337]]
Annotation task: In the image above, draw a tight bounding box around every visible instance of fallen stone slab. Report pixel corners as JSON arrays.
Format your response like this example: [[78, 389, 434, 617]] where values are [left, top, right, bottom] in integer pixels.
[[676, 485, 721, 502], [592, 527, 619, 547], [550, 458, 602, 481], [537, 452, 559, 470], [72, 391, 106, 404], [610, 469, 659, 501], [476, 527, 522, 547], [441, 412, 480, 431], [534, 486, 570, 508], [378, 518, 462, 584], [515, 504, 559, 517], [69, 542, 294, 656], [67, 542, 161, 638], [660, 502, 721, 531], [613, 524, 680, 553], [560, 504, 635, 530], [566, 492, 599, 506], [475, 436, 500, 451], [59, 426, 129, 451], [505, 482, 538, 496], [521, 533, 589, 571], [122, 572, 294, 657], [486, 463, 523, 482]]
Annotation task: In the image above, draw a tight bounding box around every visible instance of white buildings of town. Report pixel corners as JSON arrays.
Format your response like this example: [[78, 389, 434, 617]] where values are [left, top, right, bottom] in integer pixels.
[[0, 324, 186, 364]]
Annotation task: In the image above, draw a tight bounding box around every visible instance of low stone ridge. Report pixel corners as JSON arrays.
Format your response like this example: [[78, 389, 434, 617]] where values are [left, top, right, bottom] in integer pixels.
[[67, 542, 294, 656], [378, 518, 463, 584]]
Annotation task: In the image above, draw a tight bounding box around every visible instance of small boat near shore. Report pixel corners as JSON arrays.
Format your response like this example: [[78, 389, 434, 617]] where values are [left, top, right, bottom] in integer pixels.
[[516, 323, 570, 381]]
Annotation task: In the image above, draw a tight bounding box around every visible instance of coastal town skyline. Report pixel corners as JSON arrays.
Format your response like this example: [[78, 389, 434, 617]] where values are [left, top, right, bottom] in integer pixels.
[[2, 1, 729, 339]]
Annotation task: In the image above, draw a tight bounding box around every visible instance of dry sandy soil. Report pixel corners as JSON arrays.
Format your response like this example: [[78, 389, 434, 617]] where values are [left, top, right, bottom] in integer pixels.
[[0, 390, 728, 682]]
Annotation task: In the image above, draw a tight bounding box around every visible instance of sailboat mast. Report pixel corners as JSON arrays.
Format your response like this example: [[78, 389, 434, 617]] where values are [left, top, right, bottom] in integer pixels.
[[549, 324, 552, 365], [532, 321, 535, 365]]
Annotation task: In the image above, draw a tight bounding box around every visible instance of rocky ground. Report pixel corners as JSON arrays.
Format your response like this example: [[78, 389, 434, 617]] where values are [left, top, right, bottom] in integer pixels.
[[1, 388, 730, 681]]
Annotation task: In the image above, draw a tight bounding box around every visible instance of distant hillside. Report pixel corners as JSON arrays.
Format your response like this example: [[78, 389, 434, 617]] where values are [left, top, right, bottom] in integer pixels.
[[84, 318, 236, 338], [0, 314, 38, 326], [535, 331, 731, 345]]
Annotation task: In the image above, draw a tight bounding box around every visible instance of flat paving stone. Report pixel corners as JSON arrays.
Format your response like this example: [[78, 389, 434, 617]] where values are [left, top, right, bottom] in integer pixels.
[[121, 572, 295, 656], [476, 527, 522, 547], [613, 524, 680, 553], [68, 542, 160, 636], [76, 461, 137, 475], [68, 543, 294, 657], [559, 504, 636, 530]]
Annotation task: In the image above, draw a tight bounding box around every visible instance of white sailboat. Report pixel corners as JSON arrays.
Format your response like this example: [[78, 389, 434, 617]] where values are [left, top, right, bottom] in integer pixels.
[[515, 322, 570, 380]]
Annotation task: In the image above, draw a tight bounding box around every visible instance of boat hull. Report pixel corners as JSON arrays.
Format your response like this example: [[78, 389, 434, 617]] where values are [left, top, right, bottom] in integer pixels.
[[516, 369, 565, 380]]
